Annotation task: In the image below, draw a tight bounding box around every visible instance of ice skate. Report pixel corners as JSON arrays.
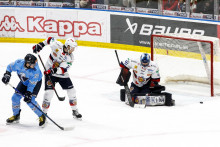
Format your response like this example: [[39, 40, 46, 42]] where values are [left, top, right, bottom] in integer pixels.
[[72, 109, 82, 120], [6, 110, 21, 124], [39, 114, 46, 127]]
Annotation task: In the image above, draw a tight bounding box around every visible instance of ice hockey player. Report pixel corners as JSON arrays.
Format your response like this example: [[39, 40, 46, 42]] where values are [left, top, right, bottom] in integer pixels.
[[32, 37, 82, 119], [116, 53, 174, 106], [1, 54, 46, 126]]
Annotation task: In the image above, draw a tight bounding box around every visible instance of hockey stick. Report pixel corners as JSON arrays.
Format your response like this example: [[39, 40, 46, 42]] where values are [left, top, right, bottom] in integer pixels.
[[7, 83, 74, 131], [37, 53, 65, 101], [115, 50, 134, 107]]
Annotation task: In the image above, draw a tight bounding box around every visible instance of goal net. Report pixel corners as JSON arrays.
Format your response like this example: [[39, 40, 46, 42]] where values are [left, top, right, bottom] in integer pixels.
[[151, 33, 220, 97]]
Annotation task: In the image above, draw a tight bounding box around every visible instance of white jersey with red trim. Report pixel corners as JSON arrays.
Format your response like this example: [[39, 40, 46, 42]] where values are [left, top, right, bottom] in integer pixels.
[[44, 39, 74, 78], [123, 58, 160, 87]]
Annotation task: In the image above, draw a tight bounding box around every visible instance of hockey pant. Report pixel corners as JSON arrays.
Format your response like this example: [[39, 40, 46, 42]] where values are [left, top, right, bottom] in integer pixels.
[[42, 88, 77, 113], [12, 93, 43, 117]]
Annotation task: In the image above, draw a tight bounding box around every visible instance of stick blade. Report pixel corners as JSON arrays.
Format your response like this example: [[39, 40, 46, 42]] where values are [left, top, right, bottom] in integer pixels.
[[58, 97, 65, 101], [62, 126, 75, 131]]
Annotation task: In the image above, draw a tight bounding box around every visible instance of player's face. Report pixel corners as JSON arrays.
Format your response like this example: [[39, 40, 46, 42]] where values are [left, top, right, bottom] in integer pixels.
[[26, 60, 37, 69], [141, 62, 149, 67], [64, 45, 75, 54]]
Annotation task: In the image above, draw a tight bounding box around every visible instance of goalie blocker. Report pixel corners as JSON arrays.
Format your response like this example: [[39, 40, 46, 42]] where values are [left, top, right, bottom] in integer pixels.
[[120, 85, 175, 106]]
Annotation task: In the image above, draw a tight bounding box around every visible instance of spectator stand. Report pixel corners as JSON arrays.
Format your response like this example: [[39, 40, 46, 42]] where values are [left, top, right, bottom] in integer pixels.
[[162, 0, 189, 18]]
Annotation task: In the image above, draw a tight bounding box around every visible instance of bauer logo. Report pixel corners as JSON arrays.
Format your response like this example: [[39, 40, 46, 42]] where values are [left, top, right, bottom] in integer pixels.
[[0, 15, 25, 32], [110, 15, 217, 47], [124, 18, 205, 36]]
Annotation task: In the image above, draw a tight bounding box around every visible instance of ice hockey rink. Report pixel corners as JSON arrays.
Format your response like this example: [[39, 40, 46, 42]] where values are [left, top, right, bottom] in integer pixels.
[[0, 43, 220, 147]]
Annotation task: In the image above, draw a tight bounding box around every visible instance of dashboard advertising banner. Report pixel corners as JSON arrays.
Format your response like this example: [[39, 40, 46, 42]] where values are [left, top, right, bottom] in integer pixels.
[[110, 14, 217, 47], [0, 8, 107, 42]]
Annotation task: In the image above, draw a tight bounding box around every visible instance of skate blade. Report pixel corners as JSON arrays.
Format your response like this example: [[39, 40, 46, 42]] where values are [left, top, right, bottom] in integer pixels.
[[134, 104, 146, 108], [40, 119, 48, 128], [6, 120, 20, 125], [73, 116, 82, 121]]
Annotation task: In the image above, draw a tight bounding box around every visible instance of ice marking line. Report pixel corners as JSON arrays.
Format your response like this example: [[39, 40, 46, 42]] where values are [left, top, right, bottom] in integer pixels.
[[63, 129, 220, 147], [70, 68, 119, 84], [76, 68, 118, 78]]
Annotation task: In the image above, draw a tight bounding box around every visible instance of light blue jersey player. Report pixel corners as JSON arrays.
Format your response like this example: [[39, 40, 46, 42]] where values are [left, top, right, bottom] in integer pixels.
[[1, 54, 46, 126]]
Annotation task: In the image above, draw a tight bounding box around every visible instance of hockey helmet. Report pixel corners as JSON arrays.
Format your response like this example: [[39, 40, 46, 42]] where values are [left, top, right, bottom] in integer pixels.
[[24, 54, 37, 69], [140, 53, 150, 67], [64, 38, 77, 54]]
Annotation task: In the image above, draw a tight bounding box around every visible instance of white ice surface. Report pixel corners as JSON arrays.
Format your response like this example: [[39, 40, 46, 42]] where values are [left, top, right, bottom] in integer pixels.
[[0, 43, 220, 147]]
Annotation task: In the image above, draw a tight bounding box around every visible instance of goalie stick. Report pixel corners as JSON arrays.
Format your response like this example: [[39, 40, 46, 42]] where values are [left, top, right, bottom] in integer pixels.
[[115, 50, 134, 107], [37, 53, 65, 101], [8, 83, 74, 131]]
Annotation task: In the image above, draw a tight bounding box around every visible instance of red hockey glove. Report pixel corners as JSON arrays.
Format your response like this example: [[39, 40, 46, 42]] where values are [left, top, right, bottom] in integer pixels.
[[150, 78, 160, 88], [44, 68, 57, 75]]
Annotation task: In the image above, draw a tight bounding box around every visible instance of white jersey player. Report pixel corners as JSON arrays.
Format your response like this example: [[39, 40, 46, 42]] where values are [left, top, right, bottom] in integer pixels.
[[33, 37, 82, 119], [120, 53, 160, 95]]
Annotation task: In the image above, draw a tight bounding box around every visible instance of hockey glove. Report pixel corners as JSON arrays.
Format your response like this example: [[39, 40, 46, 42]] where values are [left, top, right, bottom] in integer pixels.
[[33, 42, 45, 53], [150, 78, 160, 88], [2, 71, 11, 84], [44, 68, 57, 75], [24, 91, 32, 103]]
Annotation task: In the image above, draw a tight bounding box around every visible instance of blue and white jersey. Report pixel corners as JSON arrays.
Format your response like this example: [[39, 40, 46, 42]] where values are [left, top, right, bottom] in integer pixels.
[[123, 58, 160, 87], [6, 59, 42, 93]]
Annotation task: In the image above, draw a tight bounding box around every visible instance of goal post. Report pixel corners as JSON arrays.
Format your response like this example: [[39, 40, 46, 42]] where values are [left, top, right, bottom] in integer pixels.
[[151, 33, 220, 97]]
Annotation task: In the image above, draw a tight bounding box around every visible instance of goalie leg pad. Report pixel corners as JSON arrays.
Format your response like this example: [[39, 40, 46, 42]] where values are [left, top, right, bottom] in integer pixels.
[[163, 92, 175, 106], [134, 92, 174, 106], [120, 89, 126, 102]]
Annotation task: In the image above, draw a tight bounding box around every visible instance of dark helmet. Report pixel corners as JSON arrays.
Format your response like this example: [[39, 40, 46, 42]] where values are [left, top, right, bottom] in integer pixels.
[[24, 54, 37, 68], [140, 53, 150, 67]]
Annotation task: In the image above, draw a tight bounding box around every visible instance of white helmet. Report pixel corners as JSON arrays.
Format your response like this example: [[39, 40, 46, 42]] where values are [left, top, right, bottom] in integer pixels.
[[65, 38, 77, 48], [64, 38, 77, 54]]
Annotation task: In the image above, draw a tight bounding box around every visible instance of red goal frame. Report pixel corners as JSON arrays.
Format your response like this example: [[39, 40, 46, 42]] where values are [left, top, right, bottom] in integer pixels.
[[151, 34, 214, 96]]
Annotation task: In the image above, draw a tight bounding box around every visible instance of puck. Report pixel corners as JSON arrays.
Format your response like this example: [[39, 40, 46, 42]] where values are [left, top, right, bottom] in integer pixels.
[[200, 101, 203, 104]]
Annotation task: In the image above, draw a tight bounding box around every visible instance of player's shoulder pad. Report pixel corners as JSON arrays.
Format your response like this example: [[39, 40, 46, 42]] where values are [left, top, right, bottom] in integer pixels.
[[149, 61, 159, 68]]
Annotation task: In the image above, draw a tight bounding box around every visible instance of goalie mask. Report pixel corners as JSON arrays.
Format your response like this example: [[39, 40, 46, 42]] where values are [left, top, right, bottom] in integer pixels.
[[64, 38, 78, 54], [24, 54, 37, 69], [140, 53, 150, 67]]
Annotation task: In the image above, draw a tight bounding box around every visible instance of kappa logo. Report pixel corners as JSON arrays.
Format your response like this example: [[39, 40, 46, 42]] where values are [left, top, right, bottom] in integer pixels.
[[0, 15, 25, 32], [27, 16, 102, 37], [124, 18, 205, 36]]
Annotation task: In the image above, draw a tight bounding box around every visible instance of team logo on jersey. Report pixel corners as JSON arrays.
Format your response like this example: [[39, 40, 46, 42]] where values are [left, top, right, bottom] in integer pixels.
[[55, 49, 59, 52], [53, 52, 57, 57], [19, 73, 28, 82], [46, 80, 52, 86], [138, 76, 144, 82], [53, 61, 60, 68], [134, 65, 137, 69]]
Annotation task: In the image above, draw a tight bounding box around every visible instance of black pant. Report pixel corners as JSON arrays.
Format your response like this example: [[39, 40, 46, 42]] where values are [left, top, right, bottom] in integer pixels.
[[45, 75, 73, 90], [16, 80, 42, 96]]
